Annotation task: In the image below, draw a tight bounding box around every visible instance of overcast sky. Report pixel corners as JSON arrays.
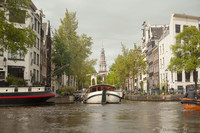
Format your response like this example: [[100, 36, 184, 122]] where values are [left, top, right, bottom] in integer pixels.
[[32, 0, 200, 71]]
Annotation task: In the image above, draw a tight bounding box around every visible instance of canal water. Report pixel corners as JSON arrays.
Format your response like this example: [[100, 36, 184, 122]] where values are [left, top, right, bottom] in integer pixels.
[[0, 101, 200, 133]]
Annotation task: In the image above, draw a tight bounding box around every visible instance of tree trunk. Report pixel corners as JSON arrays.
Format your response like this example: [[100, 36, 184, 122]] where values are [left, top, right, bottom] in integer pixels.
[[67, 73, 70, 86], [127, 78, 129, 91], [194, 69, 198, 90]]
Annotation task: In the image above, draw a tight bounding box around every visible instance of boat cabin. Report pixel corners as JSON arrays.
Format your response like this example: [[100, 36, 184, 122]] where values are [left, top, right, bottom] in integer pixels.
[[89, 84, 115, 93]]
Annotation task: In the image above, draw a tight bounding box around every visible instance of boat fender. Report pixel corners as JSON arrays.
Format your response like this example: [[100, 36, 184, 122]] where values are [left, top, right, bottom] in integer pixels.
[[102, 87, 107, 104]]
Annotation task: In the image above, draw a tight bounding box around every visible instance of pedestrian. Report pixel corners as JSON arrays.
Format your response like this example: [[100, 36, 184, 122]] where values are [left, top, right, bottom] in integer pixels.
[[183, 85, 200, 99], [197, 89, 200, 95], [196, 89, 200, 99]]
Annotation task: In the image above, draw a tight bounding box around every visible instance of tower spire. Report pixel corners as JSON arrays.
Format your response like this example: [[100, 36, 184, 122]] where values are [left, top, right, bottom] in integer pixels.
[[98, 44, 108, 84], [99, 45, 107, 72]]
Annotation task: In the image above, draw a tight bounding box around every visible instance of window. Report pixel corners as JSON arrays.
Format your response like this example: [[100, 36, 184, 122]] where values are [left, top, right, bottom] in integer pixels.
[[14, 87, 18, 92], [98, 87, 101, 91], [162, 44, 164, 54], [8, 50, 24, 60], [37, 70, 39, 82], [0, 49, 3, 56], [36, 38, 39, 49], [34, 52, 36, 64], [33, 69, 36, 82], [177, 71, 182, 82], [38, 22, 40, 34], [35, 18, 37, 31], [163, 57, 164, 68], [185, 72, 190, 82], [28, 87, 32, 92], [175, 24, 180, 33], [178, 86, 183, 94], [9, 9, 25, 24], [37, 54, 39, 66], [0, 71, 5, 79], [92, 87, 96, 92]]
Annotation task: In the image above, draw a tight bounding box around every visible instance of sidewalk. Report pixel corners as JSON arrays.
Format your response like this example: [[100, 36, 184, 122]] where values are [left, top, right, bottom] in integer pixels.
[[125, 94, 183, 101]]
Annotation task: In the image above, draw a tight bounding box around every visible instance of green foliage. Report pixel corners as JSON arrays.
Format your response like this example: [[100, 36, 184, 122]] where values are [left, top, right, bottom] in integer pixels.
[[6, 75, 27, 86], [92, 78, 95, 86], [52, 9, 96, 88], [97, 75, 102, 84], [168, 26, 200, 72], [58, 86, 75, 96], [0, 0, 36, 55], [111, 43, 147, 89], [105, 71, 116, 86], [140, 81, 143, 91], [168, 26, 200, 89], [52, 34, 71, 77]]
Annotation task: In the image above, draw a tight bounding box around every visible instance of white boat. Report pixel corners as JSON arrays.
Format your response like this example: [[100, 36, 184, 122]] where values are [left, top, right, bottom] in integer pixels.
[[85, 84, 122, 104]]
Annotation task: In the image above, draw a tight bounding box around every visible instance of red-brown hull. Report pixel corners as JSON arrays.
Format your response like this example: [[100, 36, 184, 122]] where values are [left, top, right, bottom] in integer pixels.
[[183, 103, 200, 110], [181, 98, 200, 110]]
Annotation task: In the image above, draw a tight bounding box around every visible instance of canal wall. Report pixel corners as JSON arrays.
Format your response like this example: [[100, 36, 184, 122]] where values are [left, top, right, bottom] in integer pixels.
[[125, 94, 183, 101], [47, 95, 74, 104]]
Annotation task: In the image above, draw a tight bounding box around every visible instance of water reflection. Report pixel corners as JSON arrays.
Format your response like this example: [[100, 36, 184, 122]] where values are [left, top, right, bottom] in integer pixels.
[[0, 101, 200, 133]]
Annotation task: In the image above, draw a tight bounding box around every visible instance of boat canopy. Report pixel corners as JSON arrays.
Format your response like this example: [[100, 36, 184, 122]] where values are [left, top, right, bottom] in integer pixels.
[[89, 84, 115, 93]]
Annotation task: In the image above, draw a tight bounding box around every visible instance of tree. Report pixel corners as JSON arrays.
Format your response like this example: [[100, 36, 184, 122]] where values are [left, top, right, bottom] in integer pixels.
[[52, 9, 96, 88], [111, 43, 146, 90], [128, 44, 147, 88], [72, 34, 96, 88], [104, 65, 119, 87], [168, 26, 200, 89], [52, 34, 71, 78], [55, 9, 78, 84], [112, 54, 128, 89], [0, 0, 36, 55]]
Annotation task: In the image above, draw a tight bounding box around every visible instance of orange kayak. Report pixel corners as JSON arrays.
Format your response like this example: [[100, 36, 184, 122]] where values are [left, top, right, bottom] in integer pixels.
[[181, 98, 200, 110]]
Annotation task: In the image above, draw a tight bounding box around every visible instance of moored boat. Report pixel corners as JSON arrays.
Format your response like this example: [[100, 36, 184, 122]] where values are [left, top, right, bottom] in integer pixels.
[[85, 84, 122, 104], [0, 86, 55, 106], [181, 98, 200, 110]]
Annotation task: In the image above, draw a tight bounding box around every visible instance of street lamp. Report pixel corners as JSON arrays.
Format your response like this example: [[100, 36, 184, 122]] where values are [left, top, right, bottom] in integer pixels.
[[134, 82, 137, 94], [165, 69, 168, 94], [3, 57, 7, 67], [22, 66, 25, 86]]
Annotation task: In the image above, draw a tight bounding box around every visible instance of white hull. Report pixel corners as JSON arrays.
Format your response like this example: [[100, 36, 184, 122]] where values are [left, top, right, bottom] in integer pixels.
[[86, 91, 121, 104]]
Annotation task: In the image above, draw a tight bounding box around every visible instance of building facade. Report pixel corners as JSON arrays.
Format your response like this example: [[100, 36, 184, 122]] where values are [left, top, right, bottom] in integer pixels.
[[159, 13, 200, 93], [140, 13, 200, 94], [0, 1, 45, 86], [141, 21, 166, 93]]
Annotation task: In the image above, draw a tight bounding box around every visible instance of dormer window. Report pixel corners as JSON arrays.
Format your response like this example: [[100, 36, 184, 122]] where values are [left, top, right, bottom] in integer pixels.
[[175, 24, 180, 33]]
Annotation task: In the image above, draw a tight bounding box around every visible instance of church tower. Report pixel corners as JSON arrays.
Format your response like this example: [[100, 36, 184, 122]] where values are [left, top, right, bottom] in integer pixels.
[[99, 46, 108, 83], [99, 47, 107, 72]]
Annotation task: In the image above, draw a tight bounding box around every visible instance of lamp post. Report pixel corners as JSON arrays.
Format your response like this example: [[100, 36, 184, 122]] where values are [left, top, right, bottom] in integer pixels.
[[134, 82, 137, 94], [22, 66, 25, 86], [165, 69, 168, 94], [3, 57, 7, 67], [3, 57, 7, 80]]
